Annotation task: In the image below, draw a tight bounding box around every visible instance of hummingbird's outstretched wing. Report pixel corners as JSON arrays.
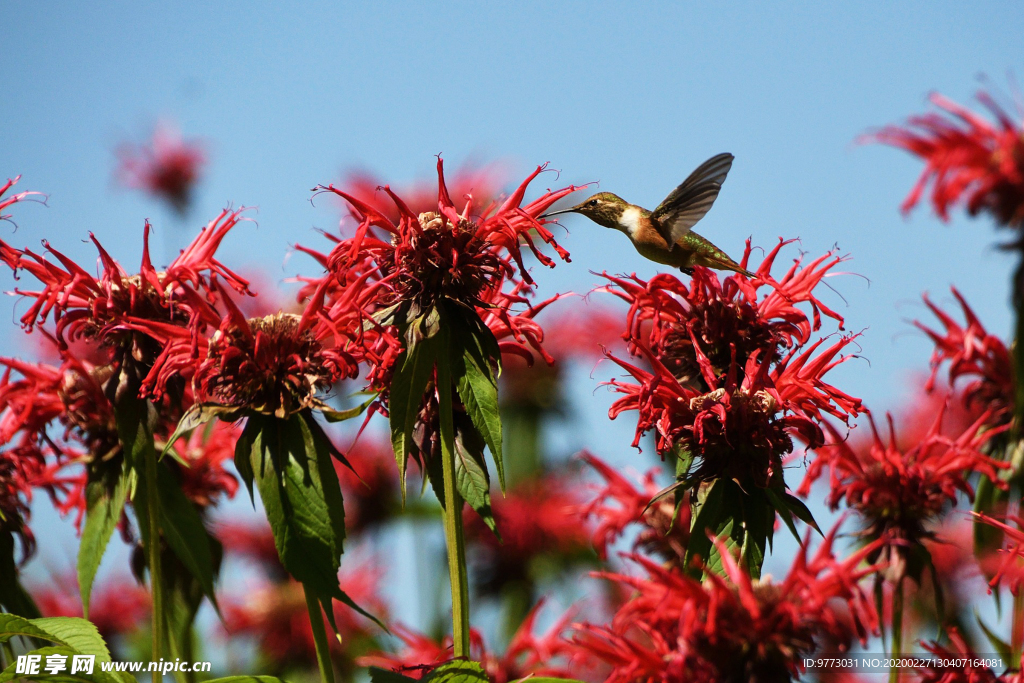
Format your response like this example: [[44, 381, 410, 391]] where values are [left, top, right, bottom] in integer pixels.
[[650, 152, 734, 243]]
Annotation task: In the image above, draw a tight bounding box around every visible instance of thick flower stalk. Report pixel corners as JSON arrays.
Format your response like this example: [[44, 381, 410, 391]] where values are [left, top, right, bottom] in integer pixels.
[[568, 526, 883, 683], [599, 241, 861, 575], [115, 121, 206, 215], [306, 158, 581, 657]]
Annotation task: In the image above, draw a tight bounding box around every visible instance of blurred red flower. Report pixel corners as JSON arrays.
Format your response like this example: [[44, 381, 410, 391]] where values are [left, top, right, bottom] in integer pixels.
[[463, 474, 592, 596], [358, 600, 574, 683], [222, 557, 386, 674], [568, 526, 882, 683], [578, 451, 689, 567], [918, 627, 1021, 682], [916, 287, 1013, 432], [866, 89, 1024, 228], [115, 122, 206, 215], [808, 408, 1006, 582], [34, 574, 149, 645], [972, 512, 1024, 597]]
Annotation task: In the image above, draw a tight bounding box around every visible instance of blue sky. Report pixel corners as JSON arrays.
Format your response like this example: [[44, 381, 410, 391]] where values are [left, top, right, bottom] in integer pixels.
[[4, 0, 1024, 657]]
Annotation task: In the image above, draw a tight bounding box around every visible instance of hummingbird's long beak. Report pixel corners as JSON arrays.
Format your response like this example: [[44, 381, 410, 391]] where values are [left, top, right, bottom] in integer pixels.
[[539, 206, 578, 219]]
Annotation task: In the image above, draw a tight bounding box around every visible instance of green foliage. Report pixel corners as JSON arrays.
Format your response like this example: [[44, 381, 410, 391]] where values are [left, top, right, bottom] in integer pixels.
[[243, 412, 379, 630], [78, 467, 130, 619], [0, 614, 111, 663]]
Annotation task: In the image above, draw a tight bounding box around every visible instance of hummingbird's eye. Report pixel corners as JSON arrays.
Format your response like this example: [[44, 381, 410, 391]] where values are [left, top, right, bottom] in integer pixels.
[[588, 200, 598, 206]]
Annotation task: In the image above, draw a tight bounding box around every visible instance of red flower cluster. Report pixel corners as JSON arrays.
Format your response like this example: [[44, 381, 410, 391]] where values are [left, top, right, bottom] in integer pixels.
[[579, 452, 689, 566], [115, 121, 206, 215], [358, 600, 575, 683], [0, 209, 251, 359], [807, 409, 1006, 580], [305, 159, 581, 395], [916, 287, 1013, 431], [568, 527, 882, 683], [600, 240, 861, 488], [866, 90, 1024, 227], [972, 512, 1024, 597], [333, 161, 506, 228], [917, 627, 1022, 683]]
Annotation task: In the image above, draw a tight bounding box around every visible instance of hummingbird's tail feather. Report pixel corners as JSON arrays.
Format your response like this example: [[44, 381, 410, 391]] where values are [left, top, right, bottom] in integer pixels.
[[684, 232, 756, 278]]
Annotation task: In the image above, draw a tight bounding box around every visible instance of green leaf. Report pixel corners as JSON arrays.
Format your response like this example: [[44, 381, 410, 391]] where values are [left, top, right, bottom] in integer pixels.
[[78, 469, 129, 619], [453, 424, 497, 537], [204, 678, 294, 683], [976, 609, 1012, 662], [154, 461, 220, 611], [684, 479, 726, 575], [736, 489, 771, 578], [0, 614, 111, 662], [368, 668, 419, 683], [389, 331, 441, 501], [0, 532, 40, 619], [973, 474, 1008, 561], [779, 491, 822, 535], [234, 417, 259, 503], [0, 645, 131, 683], [247, 413, 381, 631], [765, 487, 801, 544], [448, 307, 504, 491], [317, 395, 377, 423], [161, 403, 238, 458], [427, 660, 488, 683]]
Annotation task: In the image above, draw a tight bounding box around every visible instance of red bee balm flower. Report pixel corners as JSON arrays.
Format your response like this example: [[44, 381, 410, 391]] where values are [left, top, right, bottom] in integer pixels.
[[568, 527, 882, 683], [972, 512, 1024, 597], [810, 409, 1007, 581], [916, 287, 1013, 431], [579, 452, 690, 566], [358, 601, 574, 683], [866, 89, 1024, 227], [115, 121, 206, 215], [0, 209, 251, 363], [310, 159, 580, 383], [600, 240, 862, 488]]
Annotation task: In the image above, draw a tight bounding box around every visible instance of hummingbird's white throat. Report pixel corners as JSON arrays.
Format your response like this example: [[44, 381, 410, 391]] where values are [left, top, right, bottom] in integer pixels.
[[617, 206, 643, 237]]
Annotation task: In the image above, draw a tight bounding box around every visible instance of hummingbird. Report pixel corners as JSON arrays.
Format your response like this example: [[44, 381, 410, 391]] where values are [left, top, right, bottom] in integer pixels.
[[542, 153, 752, 276]]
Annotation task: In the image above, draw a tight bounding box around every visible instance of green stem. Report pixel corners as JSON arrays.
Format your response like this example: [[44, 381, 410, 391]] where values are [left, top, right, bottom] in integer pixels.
[[889, 578, 904, 683], [2, 640, 15, 669], [1012, 591, 1024, 666], [436, 363, 470, 658], [144, 445, 164, 683], [303, 584, 336, 683]]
